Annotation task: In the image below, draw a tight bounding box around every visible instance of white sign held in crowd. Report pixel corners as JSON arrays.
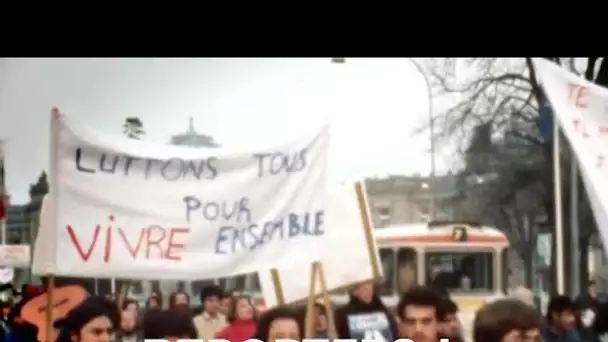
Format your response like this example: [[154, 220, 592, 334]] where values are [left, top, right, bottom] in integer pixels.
[[534, 58, 608, 253], [32, 112, 330, 280], [258, 182, 381, 308], [0, 244, 30, 267]]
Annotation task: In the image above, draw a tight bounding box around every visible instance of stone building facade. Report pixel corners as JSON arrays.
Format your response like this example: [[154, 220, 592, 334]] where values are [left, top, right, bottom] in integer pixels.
[[365, 174, 459, 227]]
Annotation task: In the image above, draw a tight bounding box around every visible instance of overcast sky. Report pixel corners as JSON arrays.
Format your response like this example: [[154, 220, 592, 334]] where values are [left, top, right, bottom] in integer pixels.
[[0, 58, 452, 204]]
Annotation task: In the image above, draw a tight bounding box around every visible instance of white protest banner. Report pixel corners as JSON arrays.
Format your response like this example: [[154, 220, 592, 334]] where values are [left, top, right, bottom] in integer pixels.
[[258, 182, 381, 308], [32, 112, 329, 280], [0, 245, 30, 267], [0, 267, 13, 283], [533, 59, 608, 253]]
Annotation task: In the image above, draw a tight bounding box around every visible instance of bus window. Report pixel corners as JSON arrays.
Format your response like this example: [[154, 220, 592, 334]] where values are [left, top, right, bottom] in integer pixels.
[[397, 247, 417, 293], [249, 273, 261, 292], [378, 248, 396, 296], [219, 275, 247, 292], [425, 251, 495, 292]]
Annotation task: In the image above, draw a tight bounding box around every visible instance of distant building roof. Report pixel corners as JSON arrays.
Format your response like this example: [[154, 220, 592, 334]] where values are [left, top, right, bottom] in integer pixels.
[[170, 117, 219, 148]]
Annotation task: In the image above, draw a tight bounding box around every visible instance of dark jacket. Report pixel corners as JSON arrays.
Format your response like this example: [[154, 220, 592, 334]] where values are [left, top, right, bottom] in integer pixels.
[[543, 328, 583, 342], [334, 294, 398, 341]]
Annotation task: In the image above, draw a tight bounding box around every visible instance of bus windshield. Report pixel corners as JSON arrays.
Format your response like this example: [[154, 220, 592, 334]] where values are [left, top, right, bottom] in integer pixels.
[[425, 251, 495, 292]]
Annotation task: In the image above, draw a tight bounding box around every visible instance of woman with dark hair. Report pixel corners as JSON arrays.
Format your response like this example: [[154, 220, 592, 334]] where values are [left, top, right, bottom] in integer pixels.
[[145, 295, 161, 310], [169, 291, 190, 311], [142, 308, 197, 340], [252, 306, 303, 342], [55, 296, 120, 342], [215, 295, 256, 342]]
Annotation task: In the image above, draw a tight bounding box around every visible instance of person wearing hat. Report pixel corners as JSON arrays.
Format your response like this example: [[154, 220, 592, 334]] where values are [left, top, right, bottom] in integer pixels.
[[55, 296, 120, 342]]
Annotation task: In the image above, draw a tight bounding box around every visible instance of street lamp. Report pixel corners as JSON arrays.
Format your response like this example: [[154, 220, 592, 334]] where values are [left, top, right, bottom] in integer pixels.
[[330, 58, 436, 219]]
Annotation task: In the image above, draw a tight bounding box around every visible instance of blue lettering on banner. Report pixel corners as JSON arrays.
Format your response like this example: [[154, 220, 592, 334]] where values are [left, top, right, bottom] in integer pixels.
[[214, 210, 325, 254], [183, 196, 252, 223], [347, 312, 393, 342], [73, 148, 219, 181], [253, 148, 308, 178], [74, 147, 311, 180]]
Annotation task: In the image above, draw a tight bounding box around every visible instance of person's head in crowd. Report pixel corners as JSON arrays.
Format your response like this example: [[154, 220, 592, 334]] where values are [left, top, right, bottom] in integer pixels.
[[142, 308, 197, 342], [437, 298, 460, 340], [200, 285, 224, 317], [220, 292, 233, 316], [252, 306, 303, 342], [55, 296, 120, 342], [474, 298, 541, 342], [108, 293, 118, 304], [0, 300, 10, 320], [588, 279, 597, 298], [146, 294, 161, 310], [229, 290, 242, 298], [352, 281, 375, 304], [430, 260, 442, 278], [228, 295, 256, 323], [121, 298, 139, 316], [312, 302, 328, 336], [119, 309, 137, 335], [396, 286, 443, 342], [170, 291, 190, 311], [546, 295, 576, 332]]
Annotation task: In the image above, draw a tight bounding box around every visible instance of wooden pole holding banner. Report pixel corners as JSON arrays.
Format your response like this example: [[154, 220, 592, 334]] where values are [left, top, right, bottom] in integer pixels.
[[270, 268, 286, 306], [45, 108, 61, 342], [354, 182, 382, 279], [45, 274, 55, 342], [315, 262, 337, 339], [303, 262, 337, 338]]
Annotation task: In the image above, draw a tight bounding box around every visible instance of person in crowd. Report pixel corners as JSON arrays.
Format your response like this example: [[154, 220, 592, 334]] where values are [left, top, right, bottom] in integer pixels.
[[193, 285, 227, 339], [311, 301, 329, 339], [4, 283, 46, 342], [215, 295, 257, 342], [252, 306, 303, 342], [142, 308, 197, 341], [396, 286, 442, 342], [115, 309, 142, 342], [474, 298, 541, 342], [55, 296, 120, 342], [145, 294, 161, 310], [169, 291, 190, 311], [220, 292, 233, 316], [592, 300, 608, 342], [576, 280, 600, 329], [0, 301, 10, 322], [544, 295, 582, 342], [122, 299, 139, 314], [334, 280, 398, 340], [427, 261, 451, 297], [437, 297, 463, 342]]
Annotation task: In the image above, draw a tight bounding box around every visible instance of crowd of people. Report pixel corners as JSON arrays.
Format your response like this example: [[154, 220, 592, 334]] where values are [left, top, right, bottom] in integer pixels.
[[0, 279, 606, 342]]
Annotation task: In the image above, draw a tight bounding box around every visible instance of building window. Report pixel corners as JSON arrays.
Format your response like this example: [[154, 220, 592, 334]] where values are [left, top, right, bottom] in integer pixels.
[[378, 207, 391, 216]]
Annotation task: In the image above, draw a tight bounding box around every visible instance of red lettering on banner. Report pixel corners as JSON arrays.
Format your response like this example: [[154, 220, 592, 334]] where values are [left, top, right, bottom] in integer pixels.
[[568, 83, 589, 108], [572, 119, 590, 138], [65, 215, 190, 263]]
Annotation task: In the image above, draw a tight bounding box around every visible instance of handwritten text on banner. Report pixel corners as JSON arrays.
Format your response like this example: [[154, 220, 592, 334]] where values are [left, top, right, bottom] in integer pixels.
[[38, 115, 329, 280]]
